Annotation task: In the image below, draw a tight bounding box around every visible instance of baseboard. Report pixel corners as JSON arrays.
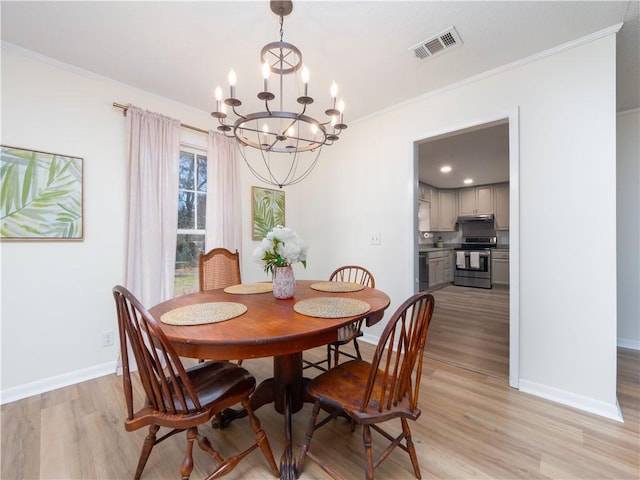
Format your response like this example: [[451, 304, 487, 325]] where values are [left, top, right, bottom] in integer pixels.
[[617, 337, 640, 350], [519, 379, 624, 423], [1, 361, 117, 405], [366, 332, 627, 422]]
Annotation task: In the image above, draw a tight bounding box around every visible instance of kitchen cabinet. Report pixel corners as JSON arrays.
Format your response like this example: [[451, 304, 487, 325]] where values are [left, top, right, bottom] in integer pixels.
[[492, 250, 510, 286], [428, 252, 444, 288], [443, 250, 453, 283], [431, 189, 457, 231], [494, 183, 509, 230], [418, 183, 434, 202], [428, 249, 453, 288], [459, 185, 493, 215], [418, 199, 431, 232]]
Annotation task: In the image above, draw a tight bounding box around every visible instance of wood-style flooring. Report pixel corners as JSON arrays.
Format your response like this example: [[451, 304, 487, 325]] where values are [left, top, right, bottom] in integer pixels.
[[2, 287, 638, 479], [426, 285, 509, 379]]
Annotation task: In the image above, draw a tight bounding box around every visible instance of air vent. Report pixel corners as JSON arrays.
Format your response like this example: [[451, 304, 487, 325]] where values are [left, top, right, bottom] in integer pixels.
[[409, 26, 463, 61]]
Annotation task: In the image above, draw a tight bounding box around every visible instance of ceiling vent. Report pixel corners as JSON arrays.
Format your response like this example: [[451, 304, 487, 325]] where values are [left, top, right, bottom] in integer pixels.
[[409, 26, 463, 60]]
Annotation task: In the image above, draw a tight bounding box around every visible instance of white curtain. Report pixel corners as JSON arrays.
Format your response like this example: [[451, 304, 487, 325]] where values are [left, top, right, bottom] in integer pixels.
[[205, 132, 242, 252], [124, 105, 181, 306]]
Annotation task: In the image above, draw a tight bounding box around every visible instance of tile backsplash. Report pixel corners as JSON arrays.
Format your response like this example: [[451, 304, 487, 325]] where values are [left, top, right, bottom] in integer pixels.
[[418, 228, 509, 247]]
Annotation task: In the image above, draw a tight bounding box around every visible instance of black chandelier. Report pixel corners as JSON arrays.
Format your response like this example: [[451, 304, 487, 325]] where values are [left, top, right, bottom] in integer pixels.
[[211, 0, 347, 188]]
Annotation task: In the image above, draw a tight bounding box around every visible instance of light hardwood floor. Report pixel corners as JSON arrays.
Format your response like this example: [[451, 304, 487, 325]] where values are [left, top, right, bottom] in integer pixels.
[[2, 287, 638, 479], [426, 285, 509, 379]]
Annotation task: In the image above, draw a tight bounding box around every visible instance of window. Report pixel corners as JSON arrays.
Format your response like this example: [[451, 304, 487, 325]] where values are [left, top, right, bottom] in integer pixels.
[[175, 147, 207, 295]]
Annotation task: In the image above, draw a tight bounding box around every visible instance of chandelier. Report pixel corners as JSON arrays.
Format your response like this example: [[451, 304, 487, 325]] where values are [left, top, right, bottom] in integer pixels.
[[211, 0, 347, 188]]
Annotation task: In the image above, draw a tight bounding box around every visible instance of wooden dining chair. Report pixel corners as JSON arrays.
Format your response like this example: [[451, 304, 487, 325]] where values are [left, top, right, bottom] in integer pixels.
[[198, 248, 243, 365], [303, 265, 375, 372], [112, 285, 279, 480], [297, 291, 435, 480], [199, 248, 241, 291]]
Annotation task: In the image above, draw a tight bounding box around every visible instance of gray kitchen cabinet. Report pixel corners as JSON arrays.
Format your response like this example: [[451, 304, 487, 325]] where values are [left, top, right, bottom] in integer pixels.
[[459, 185, 493, 215], [443, 250, 453, 283], [437, 190, 458, 231], [494, 183, 509, 230], [418, 183, 433, 202], [431, 189, 458, 231], [418, 199, 431, 232], [492, 250, 510, 286], [428, 251, 444, 287], [428, 249, 454, 288]]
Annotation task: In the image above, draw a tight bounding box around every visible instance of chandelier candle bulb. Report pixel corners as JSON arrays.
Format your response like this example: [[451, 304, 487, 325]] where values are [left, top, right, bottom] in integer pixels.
[[213, 86, 224, 117], [330, 82, 338, 108], [301, 65, 310, 96], [325, 82, 340, 116], [228, 69, 237, 98], [262, 61, 270, 92], [330, 82, 338, 99], [287, 126, 296, 148]]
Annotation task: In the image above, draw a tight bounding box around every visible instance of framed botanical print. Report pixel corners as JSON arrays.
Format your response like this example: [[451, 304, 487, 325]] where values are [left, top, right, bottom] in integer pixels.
[[251, 186, 285, 240], [1, 145, 84, 241]]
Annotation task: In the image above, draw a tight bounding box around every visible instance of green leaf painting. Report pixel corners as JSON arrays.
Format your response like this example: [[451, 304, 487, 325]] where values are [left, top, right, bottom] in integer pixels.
[[252, 186, 285, 240], [1, 146, 83, 240]]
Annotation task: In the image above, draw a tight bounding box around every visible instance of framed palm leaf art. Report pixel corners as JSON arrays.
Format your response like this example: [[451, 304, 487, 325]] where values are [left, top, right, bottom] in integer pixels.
[[252, 186, 285, 240], [1, 145, 84, 241]]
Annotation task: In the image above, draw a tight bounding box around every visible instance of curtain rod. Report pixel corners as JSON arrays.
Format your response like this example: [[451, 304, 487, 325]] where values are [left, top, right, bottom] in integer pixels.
[[112, 102, 210, 135]]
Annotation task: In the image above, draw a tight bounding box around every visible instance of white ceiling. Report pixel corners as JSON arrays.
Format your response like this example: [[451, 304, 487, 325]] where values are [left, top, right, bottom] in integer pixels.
[[2, 1, 638, 188], [418, 120, 510, 189]]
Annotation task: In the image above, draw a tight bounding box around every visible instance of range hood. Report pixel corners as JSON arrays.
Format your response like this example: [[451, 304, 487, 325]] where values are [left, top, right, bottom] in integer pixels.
[[456, 214, 495, 223]]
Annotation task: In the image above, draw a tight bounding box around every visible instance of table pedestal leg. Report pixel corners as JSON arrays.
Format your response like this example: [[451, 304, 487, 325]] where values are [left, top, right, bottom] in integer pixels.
[[273, 353, 303, 414], [214, 352, 312, 480], [280, 385, 296, 480]]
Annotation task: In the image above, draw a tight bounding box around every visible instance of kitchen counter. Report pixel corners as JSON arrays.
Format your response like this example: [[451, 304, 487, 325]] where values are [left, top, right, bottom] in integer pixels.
[[419, 245, 510, 252], [419, 244, 509, 252], [418, 246, 455, 252]]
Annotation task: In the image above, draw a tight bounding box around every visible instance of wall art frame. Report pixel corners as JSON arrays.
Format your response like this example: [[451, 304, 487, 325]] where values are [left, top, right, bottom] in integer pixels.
[[251, 186, 285, 240], [1, 145, 84, 241]]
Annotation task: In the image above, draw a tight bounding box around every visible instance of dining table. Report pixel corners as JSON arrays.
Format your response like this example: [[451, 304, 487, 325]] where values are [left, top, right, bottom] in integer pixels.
[[149, 279, 391, 480]]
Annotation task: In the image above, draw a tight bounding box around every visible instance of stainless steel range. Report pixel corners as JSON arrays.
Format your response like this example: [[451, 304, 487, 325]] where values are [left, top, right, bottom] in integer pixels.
[[454, 236, 496, 289]]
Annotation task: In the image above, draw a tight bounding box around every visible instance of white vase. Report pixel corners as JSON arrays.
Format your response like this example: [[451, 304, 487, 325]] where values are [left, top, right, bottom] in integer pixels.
[[273, 265, 295, 299]]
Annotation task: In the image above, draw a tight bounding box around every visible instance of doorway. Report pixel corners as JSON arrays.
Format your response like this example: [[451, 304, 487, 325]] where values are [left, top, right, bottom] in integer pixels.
[[414, 110, 520, 388]]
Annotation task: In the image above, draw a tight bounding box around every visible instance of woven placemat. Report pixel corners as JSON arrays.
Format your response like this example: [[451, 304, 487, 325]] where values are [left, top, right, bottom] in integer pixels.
[[223, 283, 273, 294], [310, 281, 365, 293], [160, 302, 247, 326], [294, 297, 371, 319]]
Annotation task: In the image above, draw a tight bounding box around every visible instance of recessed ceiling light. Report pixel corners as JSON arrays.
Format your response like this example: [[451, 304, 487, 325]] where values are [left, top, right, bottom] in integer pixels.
[[463, 178, 473, 184], [440, 165, 451, 173]]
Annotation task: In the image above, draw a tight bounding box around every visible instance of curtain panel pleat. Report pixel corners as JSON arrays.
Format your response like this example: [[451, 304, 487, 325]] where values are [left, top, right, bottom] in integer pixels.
[[205, 132, 242, 253]]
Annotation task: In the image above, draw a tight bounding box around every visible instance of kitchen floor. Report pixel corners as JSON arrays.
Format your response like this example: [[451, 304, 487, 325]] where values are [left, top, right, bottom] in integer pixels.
[[426, 284, 509, 379]]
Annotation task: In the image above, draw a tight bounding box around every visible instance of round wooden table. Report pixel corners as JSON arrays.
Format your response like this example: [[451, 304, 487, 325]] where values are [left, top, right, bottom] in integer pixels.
[[149, 280, 390, 479]]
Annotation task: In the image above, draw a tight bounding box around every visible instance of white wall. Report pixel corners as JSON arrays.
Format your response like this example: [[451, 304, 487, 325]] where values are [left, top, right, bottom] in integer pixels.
[[617, 109, 640, 349], [0, 47, 220, 399], [1, 27, 624, 421], [285, 32, 620, 419]]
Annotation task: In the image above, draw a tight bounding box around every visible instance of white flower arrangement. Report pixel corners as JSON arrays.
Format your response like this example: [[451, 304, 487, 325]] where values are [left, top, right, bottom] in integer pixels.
[[253, 226, 308, 275]]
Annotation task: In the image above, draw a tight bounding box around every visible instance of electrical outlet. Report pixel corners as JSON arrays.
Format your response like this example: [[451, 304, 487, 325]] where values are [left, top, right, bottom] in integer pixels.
[[102, 331, 114, 347], [369, 233, 381, 245]]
